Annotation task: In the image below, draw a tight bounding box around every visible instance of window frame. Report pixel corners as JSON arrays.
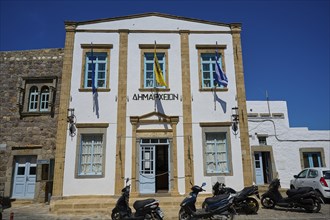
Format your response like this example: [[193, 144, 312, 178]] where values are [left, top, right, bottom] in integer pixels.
[[18, 77, 57, 117], [79, 44, 112, 92], [201, 124, 233, 176], [139, 44, 170, 92], [75, 123, 108, 179], [196, 45, 228, 92], [299, 148, 326, 169]]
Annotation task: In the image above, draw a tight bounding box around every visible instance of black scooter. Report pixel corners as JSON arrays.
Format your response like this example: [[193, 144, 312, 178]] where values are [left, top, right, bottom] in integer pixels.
[[261, 178, 323, 213], [179, 183, 235, 220], [111, 178, 164, 220], [203, 182, 260, 214]]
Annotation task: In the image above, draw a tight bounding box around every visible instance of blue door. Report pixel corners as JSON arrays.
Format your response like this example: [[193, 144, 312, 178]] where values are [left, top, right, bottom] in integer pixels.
[[12, 162, 36, 199], [254, 152, 264, 185]]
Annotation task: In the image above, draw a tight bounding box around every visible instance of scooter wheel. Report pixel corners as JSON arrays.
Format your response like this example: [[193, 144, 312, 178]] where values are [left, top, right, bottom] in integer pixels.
[[306, 198, 321, 213], [261, 196, 275, 209], [178, 207, 191, 220], [245, 197, 259, 214], [111, 208, 121, 220]]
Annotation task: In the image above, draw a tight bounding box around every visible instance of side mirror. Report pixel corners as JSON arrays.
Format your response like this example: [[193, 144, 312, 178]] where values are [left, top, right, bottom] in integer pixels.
[[202, 182, 206, 187], [293, 175, 298, 179]]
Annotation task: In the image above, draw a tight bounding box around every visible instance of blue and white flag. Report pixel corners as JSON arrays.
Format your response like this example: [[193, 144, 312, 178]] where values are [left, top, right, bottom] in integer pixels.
[[214, 50, 228, 87]]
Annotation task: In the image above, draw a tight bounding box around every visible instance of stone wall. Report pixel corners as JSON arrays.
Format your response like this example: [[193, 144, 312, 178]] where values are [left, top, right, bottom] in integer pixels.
[[0, 48, 63, 202]]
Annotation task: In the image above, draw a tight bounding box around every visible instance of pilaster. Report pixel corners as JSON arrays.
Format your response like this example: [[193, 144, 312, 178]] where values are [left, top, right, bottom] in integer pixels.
[[230, 23, 253, 186], [115, 30, 129, 194], [180, 30, 194, 193], [52, 23, 76, 197]]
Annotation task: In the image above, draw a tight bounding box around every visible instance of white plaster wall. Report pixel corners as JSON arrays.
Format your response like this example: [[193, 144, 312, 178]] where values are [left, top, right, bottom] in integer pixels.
[[247, 101, 330, 188], [63, 32, 120, 196], [189, 33, 244, 192]]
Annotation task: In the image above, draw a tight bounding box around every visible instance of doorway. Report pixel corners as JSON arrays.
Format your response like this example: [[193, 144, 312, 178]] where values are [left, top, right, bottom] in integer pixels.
[[12, 156, 37, 199], [139, 139, 169, 194], [254, 152, 272, 185]]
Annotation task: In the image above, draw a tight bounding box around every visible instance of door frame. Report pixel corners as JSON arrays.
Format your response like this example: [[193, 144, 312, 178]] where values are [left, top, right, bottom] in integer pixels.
[[251, 146, 277, 185], [138, 139, 170, 194]]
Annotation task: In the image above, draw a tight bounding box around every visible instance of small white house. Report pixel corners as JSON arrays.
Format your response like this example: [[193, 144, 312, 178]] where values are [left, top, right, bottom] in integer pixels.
[[247, 101, 330, 188], [51, 13, 253, 201]]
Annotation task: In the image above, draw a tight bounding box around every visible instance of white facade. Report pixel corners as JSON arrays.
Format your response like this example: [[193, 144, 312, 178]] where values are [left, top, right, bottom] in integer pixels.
[[58, 13, 248, 197], [247, 101, 330, 188]]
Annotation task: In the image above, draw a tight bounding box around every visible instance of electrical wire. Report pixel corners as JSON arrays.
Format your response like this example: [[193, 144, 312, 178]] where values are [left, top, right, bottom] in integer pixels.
[[248, 119, 330, 142]]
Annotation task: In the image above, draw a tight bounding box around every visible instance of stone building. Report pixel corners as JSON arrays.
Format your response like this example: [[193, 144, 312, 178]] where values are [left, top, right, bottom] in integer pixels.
[[0, 48, 63, 202]]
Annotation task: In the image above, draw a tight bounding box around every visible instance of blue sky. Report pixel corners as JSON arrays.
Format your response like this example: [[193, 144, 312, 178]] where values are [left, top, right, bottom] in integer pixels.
[[1, 0, 329, 130]]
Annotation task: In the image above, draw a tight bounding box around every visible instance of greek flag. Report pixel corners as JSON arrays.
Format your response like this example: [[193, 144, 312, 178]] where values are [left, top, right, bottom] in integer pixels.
[[214, 51, 228, 87]]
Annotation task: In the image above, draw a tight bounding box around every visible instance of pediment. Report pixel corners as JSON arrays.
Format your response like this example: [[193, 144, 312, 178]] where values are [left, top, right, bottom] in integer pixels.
[[71, 12, 232, 32], [130, 111, 178, 124]]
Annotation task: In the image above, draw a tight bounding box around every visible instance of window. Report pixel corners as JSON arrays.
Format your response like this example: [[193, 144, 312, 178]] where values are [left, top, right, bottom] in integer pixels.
[[201, 53, 224, 88], [201, 124, 232, 175], [75, 123, 108, 178], [28, 86, 39, 112], [297, 169, 308, 178], [258, 136, 267, 145], [300, 148, 326, 169], [196, 45, 227, 91], [84, 52, 107, 89], [139, 44, 170, 91], [80, 44, 112, 92], [307, 169, 318, 178], [18, 77, 57, 117], [78, 134, 104, 176], [144, 52, 166, 88], [40, 86, 50, 111], [303, 152, 323, 168]]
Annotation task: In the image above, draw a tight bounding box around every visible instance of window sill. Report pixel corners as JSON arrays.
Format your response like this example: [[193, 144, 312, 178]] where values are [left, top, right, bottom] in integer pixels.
[[79, 88, 111, 92], [199, 88, 228, 92], [139, 88, 170, 92], [76, 174, 104, 179], [20, 111, 52, 117], [205, 171, 232, 176]]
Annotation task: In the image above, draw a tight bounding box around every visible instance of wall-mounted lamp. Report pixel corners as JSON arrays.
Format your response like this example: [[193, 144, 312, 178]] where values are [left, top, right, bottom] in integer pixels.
[[231, 107, 239, 136], [67, 108, 76, 137]]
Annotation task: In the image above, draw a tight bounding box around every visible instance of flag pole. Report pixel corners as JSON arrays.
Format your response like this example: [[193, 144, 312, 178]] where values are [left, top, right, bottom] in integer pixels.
[[154, 41, 157, 112]]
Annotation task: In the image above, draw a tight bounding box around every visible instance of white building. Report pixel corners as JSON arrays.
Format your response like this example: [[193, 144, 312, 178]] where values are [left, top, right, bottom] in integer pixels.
[[52, 13, 253, 201], [247, 101, 330, 188]]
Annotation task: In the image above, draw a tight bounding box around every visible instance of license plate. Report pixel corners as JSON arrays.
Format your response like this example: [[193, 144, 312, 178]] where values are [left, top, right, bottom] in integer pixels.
[[156, 208, 164, 218]]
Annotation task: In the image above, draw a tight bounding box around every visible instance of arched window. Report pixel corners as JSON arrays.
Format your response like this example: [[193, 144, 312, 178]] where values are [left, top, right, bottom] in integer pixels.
[[40, 86, 50, 111], [29, 86, 39, 112]]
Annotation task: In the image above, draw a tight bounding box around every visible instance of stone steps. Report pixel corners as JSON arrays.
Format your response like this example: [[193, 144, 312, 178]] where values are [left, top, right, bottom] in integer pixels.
[[50, 187, 289, 219]]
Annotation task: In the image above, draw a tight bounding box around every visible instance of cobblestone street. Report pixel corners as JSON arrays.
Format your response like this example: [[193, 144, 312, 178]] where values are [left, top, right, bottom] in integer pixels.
[[2, 202, 330, 220]]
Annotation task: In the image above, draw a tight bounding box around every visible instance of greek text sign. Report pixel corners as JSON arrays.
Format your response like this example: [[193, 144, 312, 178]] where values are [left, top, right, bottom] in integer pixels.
[[132, 93, 179, 101]]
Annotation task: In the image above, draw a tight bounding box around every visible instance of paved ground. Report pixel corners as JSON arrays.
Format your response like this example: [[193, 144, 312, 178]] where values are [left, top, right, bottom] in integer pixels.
[[2, 202, 330, 220]]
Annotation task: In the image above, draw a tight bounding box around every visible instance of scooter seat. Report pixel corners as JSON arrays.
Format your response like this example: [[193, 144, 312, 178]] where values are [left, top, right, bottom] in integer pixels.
[[133, 198, 156, 210], [286, 187, 313, 197], [204, 193, 230, 205]]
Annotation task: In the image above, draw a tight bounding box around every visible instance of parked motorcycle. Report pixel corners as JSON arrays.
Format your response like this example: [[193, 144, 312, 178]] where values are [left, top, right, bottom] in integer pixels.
[[203, 182, 260, 214], [179, 182, 235, 220], [261, 178, 323, 213], [111, 178, 164, 220]]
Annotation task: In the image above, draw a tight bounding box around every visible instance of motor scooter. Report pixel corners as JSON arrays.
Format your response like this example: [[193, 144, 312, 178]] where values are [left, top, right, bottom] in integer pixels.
[[203, 182, 260, 214], [179, 182, 235, 220], [111, 178, 164, 220], [261, 178, 323, 213]]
